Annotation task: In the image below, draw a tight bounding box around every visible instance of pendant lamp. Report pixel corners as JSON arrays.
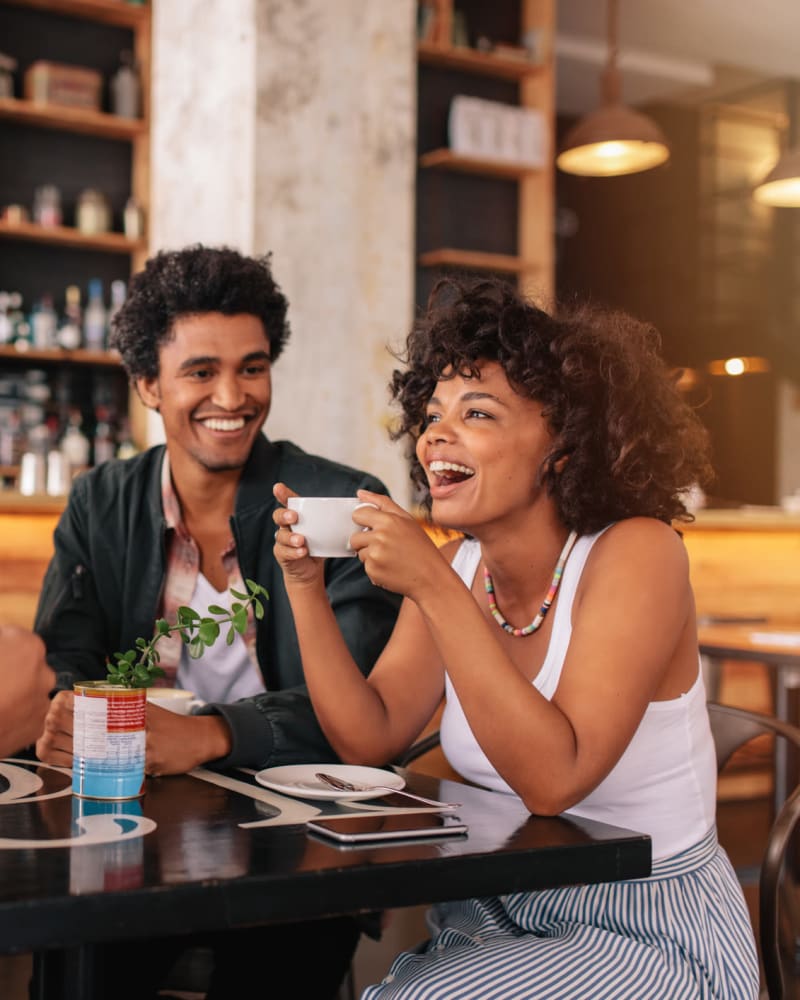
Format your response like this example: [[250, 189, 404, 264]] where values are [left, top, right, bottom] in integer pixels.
[[753, 148, 800, 207], [556, 0, 670, 177]]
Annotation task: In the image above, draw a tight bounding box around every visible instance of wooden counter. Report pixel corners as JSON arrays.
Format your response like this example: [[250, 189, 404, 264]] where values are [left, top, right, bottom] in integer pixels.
[[0, 494, 61, 629], [680, 509, 800, 625]]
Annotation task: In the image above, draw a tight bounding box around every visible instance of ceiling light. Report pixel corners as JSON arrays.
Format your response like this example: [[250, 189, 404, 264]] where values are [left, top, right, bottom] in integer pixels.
[[707, 357, 770, 377], [556, 0, 670, 178], [753, 147, 800, 207]]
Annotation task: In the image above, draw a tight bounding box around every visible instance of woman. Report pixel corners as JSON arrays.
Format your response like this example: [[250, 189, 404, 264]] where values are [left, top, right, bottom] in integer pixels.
[[273, 277, 759, 999]]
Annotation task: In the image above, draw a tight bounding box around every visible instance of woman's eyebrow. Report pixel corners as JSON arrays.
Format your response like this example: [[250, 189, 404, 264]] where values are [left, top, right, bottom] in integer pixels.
[[427, 391, 505, 406]]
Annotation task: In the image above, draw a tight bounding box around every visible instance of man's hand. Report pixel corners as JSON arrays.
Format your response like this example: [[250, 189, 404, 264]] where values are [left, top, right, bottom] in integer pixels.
[[35, 689, 74, 766], [0, 626, 55, 757], [145, 704, 233, 776]]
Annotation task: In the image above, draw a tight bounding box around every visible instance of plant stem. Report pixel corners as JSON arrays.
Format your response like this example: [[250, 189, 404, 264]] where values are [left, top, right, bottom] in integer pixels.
[[106, 578, 269, 688]]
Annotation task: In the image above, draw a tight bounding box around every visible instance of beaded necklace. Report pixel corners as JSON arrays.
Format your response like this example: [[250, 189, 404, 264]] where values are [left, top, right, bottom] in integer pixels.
[[483, 530, 578, 637]]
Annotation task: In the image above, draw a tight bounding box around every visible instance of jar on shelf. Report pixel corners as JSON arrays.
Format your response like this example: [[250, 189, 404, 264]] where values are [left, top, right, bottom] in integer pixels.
[[123, 197, 144, 240], [76, 189, 111, 234], [33, 184, 63, 227]]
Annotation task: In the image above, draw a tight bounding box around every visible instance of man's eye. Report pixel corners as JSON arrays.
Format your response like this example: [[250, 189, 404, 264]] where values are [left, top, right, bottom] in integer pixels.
[[188, 369, 212, 380], [243, 364, 268, 376]]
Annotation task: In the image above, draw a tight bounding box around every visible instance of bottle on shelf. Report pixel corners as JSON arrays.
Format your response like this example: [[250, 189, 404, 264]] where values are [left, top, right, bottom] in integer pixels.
[[92, 406, 116, 465], [60, 408, 91, 471], [0, 292, 11, 345], [115, 417, 138, 461], [83, 279, 107, 351], [108, 279, 127, 338], [57, 285, 83, 350], [111, 50, 141, 119], [30, 293, 58, 349]]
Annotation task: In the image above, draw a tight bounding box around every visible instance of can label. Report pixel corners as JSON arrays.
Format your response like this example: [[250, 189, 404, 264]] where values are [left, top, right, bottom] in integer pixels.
[[72, 683, 146, 800]]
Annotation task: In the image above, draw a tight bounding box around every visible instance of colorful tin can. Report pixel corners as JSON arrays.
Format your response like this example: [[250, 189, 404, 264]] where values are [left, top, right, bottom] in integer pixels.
[[72, 681, 146, 800]]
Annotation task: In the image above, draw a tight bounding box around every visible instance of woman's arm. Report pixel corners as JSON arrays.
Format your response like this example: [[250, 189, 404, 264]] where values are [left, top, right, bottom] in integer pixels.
[[273, 483, 450, 764]]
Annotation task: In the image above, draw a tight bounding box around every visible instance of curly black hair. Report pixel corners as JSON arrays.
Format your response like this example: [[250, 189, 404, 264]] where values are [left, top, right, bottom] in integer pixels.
[[391, 276, 714, 535], [109, 244, 290, 380]]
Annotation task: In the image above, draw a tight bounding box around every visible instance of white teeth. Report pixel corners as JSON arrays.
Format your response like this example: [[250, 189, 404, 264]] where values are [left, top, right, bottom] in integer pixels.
[[429, 460, 475, 476], [202, 417, 245, 431]]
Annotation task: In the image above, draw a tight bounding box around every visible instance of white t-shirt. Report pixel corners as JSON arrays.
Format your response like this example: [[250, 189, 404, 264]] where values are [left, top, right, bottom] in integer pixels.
[[176, 572, 266, 704], [440, 530, 717, 860]]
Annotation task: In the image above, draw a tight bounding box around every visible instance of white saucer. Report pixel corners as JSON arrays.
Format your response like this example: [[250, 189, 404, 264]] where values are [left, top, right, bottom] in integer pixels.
[[254, 764, 405, 801]]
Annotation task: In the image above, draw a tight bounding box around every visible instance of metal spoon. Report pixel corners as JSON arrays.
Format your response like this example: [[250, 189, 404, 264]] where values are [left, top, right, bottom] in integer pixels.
[[314, 772, 461, 809]]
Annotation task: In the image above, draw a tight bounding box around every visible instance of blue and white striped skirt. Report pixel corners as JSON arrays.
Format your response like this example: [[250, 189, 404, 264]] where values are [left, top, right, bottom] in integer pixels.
[[361, 826, 759, 999]]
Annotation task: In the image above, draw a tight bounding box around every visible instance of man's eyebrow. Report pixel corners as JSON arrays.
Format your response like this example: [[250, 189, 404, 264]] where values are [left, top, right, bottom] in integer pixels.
[[177, 350, 271, 372]]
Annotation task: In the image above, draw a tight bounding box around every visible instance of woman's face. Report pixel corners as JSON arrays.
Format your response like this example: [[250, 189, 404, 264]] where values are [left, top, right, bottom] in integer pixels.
[[415, 360, 555, 533]]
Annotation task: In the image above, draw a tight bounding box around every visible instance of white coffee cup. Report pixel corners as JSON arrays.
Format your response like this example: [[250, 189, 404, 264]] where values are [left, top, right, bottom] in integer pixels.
[[287, 497, 377, 558], [147, 688, 203, 715]]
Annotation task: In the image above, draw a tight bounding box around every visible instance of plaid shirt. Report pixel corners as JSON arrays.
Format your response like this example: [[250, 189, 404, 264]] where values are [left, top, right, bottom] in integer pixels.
[[154, 452, 259, 686]]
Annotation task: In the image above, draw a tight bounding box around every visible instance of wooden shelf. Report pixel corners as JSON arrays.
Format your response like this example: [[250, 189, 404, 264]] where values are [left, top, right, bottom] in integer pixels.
[[0, 344, 123, 366], [419, 148, 539, 180], [2, 0, 149, 28], [0, 96, 146, 140], [417, 41, 542, 81], [0, 219, 145, 253], [418, 248, 528, 274], [0, 491, 67, 514]]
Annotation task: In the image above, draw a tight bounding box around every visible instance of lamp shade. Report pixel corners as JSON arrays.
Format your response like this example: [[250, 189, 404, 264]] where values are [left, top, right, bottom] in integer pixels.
[[556, 103, 671, 177], [753, 147, 800, 207]]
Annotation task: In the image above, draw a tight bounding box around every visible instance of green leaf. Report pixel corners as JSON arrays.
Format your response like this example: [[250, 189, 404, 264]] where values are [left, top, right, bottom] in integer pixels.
[[188, 636, 205, 659], [207, 604, 227, 616], [226, 627, 236, 645], [230, 588, 248, 600], [198, 619, 220, 645], [156, 618, 172, 635], [233, 608, 247, 634], [253, 599, 264, 620]]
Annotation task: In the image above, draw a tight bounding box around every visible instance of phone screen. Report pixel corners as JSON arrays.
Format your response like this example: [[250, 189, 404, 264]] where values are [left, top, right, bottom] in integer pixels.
[[306, 812, 468, 844]]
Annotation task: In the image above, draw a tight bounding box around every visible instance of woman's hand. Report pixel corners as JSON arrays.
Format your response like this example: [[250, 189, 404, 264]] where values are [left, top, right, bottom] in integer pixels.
[[272, 482, 326, 589], [349, 490, 447, 602]]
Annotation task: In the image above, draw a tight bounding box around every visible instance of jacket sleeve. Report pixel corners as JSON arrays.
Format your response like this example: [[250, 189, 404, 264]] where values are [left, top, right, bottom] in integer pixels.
[[33, 478, 112, 690], [201, 470, 403, 771]]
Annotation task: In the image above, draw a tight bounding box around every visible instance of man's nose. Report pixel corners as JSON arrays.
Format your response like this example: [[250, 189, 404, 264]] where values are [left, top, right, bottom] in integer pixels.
[[212, 374, 246, 410]]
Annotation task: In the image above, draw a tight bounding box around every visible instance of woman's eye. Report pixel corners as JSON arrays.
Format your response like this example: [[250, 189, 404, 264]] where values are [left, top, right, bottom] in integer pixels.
[[423, 413, 440, 427], [466, 408, 490, 419]]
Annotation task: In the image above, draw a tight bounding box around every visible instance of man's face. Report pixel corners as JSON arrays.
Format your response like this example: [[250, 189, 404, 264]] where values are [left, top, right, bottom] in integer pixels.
[[136, 312, 272, 474]]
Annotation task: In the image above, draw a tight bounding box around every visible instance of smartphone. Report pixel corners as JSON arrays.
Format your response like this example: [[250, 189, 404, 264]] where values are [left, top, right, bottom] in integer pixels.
[[306, 812, 468, 845]]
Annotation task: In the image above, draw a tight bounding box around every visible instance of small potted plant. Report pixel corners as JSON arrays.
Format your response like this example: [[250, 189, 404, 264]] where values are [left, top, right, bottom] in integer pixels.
[[72, 579, 268, 800]]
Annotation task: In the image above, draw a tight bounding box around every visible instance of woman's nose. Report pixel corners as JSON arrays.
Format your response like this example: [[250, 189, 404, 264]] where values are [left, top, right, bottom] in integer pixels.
[[426, 418, 454, 442]]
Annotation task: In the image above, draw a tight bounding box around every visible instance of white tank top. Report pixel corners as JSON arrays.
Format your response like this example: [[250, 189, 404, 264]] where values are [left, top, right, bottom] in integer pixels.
[[177, 572, 266, 704], [440, 530, 717, 860]]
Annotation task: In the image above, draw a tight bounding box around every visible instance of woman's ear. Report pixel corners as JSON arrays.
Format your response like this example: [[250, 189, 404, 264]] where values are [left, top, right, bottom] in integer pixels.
[[135, 376, 161, 412]]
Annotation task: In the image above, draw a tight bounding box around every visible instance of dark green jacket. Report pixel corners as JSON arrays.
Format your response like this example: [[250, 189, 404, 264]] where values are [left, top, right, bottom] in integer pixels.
[[34, 434, 401, 769]]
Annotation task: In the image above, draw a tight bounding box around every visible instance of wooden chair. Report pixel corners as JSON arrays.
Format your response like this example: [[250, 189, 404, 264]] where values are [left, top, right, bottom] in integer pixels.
[[707, 701, 800, 1000], [399, 704, 800, 1000]]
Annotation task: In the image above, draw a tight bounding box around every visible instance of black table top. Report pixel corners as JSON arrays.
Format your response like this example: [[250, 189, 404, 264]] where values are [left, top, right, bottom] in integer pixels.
[[0, 757, 651, 955]]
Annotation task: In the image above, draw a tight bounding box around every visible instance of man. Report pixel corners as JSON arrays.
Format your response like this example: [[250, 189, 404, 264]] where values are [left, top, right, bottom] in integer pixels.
[[33, 244, 401, 999], [0, 626, 54, 757]]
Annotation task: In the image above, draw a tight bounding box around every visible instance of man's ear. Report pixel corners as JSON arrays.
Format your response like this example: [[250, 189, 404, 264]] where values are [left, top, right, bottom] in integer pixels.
[[135, 376, 161, 411]]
